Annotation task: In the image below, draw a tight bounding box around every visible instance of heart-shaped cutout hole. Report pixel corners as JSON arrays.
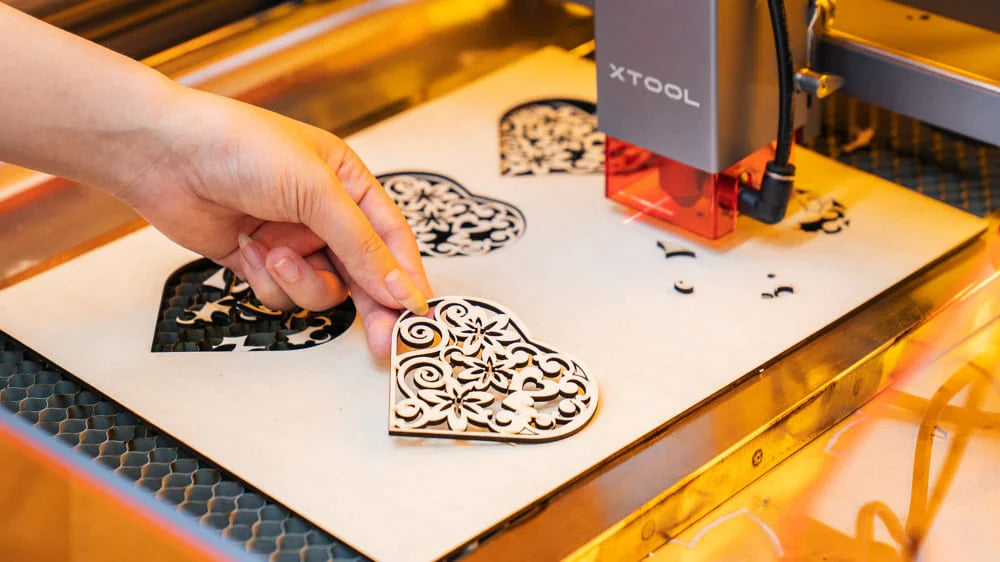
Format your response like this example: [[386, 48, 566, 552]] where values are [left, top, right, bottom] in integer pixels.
[[500, 98, 604, 176], [390, 296, 599, 442], [795, 188, 850, 234], [152, 259, 356, 352], [379, 172, 526, 257]]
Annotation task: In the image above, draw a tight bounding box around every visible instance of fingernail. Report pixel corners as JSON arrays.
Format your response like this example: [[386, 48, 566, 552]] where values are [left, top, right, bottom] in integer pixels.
[[238, 234, 265, 270], [272, 257, 299, 283], [384, 268, 429, 315]]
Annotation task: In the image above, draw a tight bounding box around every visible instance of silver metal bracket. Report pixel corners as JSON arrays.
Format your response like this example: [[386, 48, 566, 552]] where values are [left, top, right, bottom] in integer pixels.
[[820, 0, 1000, 146], [799, 0, 844, 98], [796, 67, 845, 98]]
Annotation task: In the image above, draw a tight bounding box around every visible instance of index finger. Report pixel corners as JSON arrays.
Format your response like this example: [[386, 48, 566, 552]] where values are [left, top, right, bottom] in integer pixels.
[[333, 146, 433, 298], [300, 167, 428, 316], [298, 123, 433, 299]]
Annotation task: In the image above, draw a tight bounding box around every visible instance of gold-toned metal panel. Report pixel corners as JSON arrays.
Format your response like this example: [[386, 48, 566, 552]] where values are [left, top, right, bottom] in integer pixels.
[[646, 261, 1000, 560]]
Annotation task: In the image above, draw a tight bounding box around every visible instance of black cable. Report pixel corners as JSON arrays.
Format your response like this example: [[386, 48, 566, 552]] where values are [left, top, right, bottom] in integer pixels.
[[737, 0, 797, 225], [768, 0, 794, 167]]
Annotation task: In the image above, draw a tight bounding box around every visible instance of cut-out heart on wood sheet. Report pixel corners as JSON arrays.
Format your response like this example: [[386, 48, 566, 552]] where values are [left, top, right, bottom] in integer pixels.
[[379, 172, 526, 257], [389, 297, 599, 442], [152, 259, 356, 352], [794, 188, 850, 234], [499, 98, 605, 176]]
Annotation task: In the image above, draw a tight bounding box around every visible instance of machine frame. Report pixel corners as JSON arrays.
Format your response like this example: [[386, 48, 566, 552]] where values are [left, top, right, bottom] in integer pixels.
[[1, 1, 998, 559]]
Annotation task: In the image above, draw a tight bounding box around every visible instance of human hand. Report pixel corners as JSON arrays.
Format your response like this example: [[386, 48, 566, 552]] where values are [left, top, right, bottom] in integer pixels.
[[0, 5, 430, 356], [113, 86, 431, 358]]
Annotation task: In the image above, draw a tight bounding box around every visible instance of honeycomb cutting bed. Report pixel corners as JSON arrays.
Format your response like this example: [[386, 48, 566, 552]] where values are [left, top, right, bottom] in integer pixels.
[[0, 49, 991, 561], [808, 94, 1000, 217], [152, 258, 357, 353], [0, 332, 365, 561]]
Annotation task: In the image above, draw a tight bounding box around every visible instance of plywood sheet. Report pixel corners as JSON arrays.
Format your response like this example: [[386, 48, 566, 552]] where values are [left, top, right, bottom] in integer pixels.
[[0, 48, 986, 561]]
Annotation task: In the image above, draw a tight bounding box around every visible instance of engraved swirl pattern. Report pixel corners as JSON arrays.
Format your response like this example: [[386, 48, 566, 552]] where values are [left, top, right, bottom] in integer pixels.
[[390, 297, 599, 442]]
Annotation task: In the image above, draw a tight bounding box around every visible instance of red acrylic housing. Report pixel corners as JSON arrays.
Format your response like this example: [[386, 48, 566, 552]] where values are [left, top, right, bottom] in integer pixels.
[[605, 136, 786, 240]]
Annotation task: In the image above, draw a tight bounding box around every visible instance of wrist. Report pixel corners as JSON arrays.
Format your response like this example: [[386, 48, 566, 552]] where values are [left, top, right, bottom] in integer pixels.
[[97, 73, 196, 204], [0, 7, 197, 202]]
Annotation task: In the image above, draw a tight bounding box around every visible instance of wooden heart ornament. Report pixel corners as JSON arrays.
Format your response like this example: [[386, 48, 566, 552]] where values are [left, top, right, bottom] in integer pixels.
[[389, 297, 599, 442]]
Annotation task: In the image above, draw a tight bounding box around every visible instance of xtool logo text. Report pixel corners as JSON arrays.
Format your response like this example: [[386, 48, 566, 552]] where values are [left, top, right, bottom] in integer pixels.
[[608, 63, 701, 108]]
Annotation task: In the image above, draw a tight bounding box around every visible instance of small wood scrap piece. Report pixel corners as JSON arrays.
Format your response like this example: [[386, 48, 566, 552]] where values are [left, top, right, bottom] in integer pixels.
[[674, 281, 695, 295], [658, 241, 697, 259]]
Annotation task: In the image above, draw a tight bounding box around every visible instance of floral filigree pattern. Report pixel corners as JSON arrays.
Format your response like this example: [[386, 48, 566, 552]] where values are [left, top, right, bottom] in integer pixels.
[[390, 297, 599, 442], [152, 259, 355, 352], [379, 172, 526, 257], [500, 99, 605, 176]]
